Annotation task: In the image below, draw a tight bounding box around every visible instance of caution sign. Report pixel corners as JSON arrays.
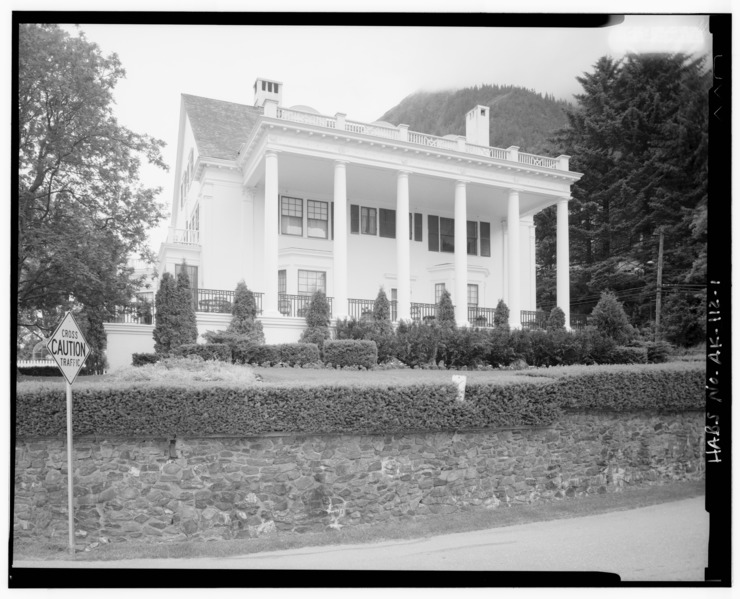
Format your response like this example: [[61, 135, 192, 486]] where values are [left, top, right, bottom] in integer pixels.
[[46, 312, 91, 385]]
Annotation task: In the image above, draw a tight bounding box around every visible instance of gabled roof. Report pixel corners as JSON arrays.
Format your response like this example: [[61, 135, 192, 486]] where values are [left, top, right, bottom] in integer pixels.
[[182, 94, 262, 160]]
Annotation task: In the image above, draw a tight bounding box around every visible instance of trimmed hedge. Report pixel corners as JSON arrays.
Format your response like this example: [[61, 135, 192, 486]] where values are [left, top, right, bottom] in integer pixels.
[[323, 340, 378, 369], [132, 353, 160, 367], [15, 364, 704, 438], [15, 381, 559, 437], [544, 365, 704, 412], [17, 366, 63, 377], [233, 342, 320, 366], [173, 343, 231, 362]]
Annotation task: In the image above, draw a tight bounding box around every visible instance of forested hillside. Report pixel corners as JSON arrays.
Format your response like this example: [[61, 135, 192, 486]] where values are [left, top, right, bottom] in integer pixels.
[[378, 84, 571, 155], [380, 57, 708, 346]]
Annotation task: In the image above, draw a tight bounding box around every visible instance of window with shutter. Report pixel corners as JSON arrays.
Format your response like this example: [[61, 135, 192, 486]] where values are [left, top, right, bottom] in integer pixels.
[[480, 222, 491, 257], [379, 208, 396, 238], [414, 213, 423, 242], [428, 215, 439, 251], [350, 204, 360, 234]]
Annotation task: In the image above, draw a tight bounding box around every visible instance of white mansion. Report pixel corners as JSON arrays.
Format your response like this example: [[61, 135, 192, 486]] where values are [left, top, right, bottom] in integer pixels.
[[104, 78, 581, 369]]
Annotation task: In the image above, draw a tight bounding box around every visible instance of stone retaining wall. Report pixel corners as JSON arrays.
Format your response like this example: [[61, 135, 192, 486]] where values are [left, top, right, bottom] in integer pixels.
[[14, 411, 704, 547]]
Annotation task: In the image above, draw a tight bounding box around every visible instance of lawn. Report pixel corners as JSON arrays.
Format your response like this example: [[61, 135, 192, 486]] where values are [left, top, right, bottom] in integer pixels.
[[17, 359, 703, 389]]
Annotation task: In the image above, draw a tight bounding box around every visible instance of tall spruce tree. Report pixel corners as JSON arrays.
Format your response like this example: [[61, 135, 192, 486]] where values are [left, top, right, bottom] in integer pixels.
[[539, 53, 709, 327]]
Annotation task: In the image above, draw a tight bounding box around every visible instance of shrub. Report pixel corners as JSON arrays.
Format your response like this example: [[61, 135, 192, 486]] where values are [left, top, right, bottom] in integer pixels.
[[528, 329, 582, 367], [227, 281, 265, 344], [300, 290, 332, 351], [546, 307, 566, 331], [542, 364, 704, 412], [661, 291, 706, 347], [153, 270, 198, 355], [394, 321, 439, 368], [16, 366, 63, 377], [493, 299, 510, 330], [437, 327, 490, 369], [645, 340, 673, 363], [323, 340, 378, 369], [604, 346, 648, 365], [487, 329, 516, 368], [232, 342, 320, 367], [108, 357, 257, 385], [436, 289, 456, 327], [173, 343, 231, 362], [590, 290, 633, 344], [132, 352, 160, 367], [575, 327, 617, 365], [16, 379, 560, 438]]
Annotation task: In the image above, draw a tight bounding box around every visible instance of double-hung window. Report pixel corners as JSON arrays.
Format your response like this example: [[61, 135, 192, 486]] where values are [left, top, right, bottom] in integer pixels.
[[435, 283, 446, 303], [440, 217, 455, 253], [467, 221, 478, 256], [467, 284, 479, 307], [361, 207, 377, 235], [281, 196, 303, 236], [307, 200, 329, 239]]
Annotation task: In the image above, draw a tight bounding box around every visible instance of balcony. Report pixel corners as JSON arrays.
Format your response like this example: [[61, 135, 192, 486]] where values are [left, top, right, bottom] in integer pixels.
[[166, 228, 200, 246]]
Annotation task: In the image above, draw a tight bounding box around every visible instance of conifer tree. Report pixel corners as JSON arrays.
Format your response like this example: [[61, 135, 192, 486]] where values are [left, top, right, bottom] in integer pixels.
[[546, 306, 566, 331], [590, 290, 632, 344], [493, 299, 510, 331], [227, 280, 265, 344], [300, 290, 331, 350], [153, 270, 197, 355], [436, 289, 456, 327]]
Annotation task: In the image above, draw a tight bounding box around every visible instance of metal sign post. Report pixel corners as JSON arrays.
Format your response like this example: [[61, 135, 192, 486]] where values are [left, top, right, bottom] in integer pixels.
[[46, 312, 91, 557]]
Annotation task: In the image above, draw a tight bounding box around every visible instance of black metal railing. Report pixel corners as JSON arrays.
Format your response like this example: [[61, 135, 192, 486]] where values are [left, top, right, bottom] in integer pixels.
[[521, 310, 549, 329], [348, 298, 375, 320], [278, 294, 333, 318], [468, 306, 495, 328], [193, 288, 235, 313], [110, 302, 154, 325], [410, 302, 438, 322]]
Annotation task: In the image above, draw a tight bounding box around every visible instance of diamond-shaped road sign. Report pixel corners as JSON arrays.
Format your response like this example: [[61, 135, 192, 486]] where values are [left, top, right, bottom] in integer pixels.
[[46, 312, 91, 385]]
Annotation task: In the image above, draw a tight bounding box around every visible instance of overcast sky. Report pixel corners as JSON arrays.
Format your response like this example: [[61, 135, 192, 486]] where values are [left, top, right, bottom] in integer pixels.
[[53, 15, 711, 251]]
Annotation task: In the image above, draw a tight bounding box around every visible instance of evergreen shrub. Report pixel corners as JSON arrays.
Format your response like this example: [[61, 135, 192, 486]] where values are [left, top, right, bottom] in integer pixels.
[[590, 290, 633, 344], [16, 366, 63, 377], [437, 327, 490, 369], [323, 340, 378, 369], [173, 343, 231, 362], [300, 290, 332, 352], [604, 346, 648, 365], [233, 342, 320, 367], [645, 340, 673, 363], [493, 299, 510, 330], [394, 321, 439, 368], [132, 353, 160, 367]]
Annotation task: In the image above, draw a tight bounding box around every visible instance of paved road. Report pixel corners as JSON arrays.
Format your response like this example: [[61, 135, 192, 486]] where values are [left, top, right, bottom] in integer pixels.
[[14, 497, 708, 581]]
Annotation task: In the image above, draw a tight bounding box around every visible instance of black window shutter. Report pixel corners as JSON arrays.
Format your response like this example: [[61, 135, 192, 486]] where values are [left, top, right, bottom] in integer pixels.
[[379, 208, 396, 238], [480, 221, 491, 257], [414, 213, 422, 242], [331, 202, 334, 239], [350, 204, 359, 234], [428, 215, 439, 251], [409, 212, 413, 240]]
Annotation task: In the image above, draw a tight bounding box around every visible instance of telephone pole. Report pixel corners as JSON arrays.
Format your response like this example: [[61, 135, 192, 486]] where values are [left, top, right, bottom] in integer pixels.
[[654, 229, 664, 341]]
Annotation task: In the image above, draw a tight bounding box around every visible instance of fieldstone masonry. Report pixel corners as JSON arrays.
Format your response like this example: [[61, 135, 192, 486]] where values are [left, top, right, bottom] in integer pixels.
[[14, 412, 704, 547]]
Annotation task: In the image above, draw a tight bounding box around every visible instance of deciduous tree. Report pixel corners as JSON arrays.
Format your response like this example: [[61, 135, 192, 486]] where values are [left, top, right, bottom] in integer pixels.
[[17, 24, 167, 340]]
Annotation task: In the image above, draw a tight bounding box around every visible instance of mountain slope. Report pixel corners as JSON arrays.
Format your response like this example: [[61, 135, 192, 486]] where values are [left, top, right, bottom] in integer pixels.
[[378, 84, 571, 155]]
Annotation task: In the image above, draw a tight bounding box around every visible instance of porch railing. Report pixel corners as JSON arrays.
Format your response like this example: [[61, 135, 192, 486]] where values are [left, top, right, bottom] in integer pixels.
[[278, 294, 333, 318], [167, 228, 200, 245], [468, 306, 496, 328], [410, 302, 438, 322]]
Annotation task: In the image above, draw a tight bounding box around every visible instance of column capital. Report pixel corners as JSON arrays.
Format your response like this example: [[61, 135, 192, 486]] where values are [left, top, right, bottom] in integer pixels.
[[243, 186, 257, 202], [556, 194, 572, 203], [508, 186, 523, 194], [455, 179, 469, 187], [265, 149, 280, 158], [334, 159, 349, 167]]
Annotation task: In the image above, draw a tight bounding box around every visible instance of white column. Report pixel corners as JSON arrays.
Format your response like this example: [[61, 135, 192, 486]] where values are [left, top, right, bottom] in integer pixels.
[[333, 161, 348, 319], [263, 151, 281, 316], [507, 188, 521, 328], [557, 196, 571, 329], [396, 171, 411, 321], [454, 180, 469, 326]]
